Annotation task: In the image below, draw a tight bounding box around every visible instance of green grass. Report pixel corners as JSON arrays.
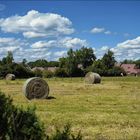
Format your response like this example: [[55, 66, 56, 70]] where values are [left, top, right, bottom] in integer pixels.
[[0, 77, 140, 139]]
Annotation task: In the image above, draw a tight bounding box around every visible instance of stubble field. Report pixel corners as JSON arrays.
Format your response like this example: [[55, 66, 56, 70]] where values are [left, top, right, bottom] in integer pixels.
[[0, 77, 140, 140]]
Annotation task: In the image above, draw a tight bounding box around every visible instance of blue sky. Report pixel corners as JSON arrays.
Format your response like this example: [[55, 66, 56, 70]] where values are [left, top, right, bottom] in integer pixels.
[[0, 1, 140, 62]]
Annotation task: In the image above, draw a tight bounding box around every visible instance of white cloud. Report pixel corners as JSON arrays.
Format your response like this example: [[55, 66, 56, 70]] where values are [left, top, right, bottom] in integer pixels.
[[0, 37, 24, 54], [91, 27, 111, 35], [100, 46, 109, 51], [110, 36, 140, 61], [104, 30, 111, 35], [54, 51, 67, 57], [60, 37, 88, 48], [117, 36, 140, 49], [91, 27, 105, 34], [31, 40, 57, 48], [31, 37, 88, 49], [0, 10, 74, 38]]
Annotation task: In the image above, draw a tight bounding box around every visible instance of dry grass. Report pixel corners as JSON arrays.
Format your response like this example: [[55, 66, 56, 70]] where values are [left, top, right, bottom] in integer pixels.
[[0, 77, 140, 139]]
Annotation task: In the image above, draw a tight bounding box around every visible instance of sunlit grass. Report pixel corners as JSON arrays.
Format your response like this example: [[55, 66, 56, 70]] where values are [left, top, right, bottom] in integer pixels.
[[0, 77, 140, 139]]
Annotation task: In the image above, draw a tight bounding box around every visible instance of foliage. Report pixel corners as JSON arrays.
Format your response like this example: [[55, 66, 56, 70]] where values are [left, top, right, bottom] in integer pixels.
[[86, 51, 125, 76], [102, 50, 116, 69], [1, 51, 14, 65], [75, 46, 96, 68], [135, 59, 140, 68], [47, 61, 59, 67], [28, 59, 59, 68], [33, 69, 43, 77], [50, 124, 82, 140], [43, 70, 54, 78], [0, 92, 45, 140], [0, 93, 13, 140], [55, 68, 68, 77], [13, 64, 35, 78]]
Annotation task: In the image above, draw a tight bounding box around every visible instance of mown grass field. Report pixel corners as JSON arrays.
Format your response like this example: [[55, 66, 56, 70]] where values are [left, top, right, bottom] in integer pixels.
[[0, 77, 140, 140]]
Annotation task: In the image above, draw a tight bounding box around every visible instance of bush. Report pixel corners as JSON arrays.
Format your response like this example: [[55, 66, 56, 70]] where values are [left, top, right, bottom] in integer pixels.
[[106, 67, 126, 76], [0, 63, 35, 79], [55, 68, 68, 77], [10, 107, 45, 140], [13, 64, 35, 78], [86, 65, 126, 77], [0, 93, 13, 139], [33, 69, 43, 77], [43, 70, 54, 78], [0, 92, 45, 140]]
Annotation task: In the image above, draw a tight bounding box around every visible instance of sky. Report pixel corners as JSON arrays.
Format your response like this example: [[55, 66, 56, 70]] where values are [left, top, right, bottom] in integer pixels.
[[0, 1, 140, 62]]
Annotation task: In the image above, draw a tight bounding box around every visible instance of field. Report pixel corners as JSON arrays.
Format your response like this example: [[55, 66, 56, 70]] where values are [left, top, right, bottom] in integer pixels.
[[0, 77, 140, 140]]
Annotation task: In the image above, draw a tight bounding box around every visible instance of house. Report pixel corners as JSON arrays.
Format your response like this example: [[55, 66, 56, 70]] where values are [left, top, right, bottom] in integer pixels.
[[31, 66, 59, 72], [47, 67, 58, 72], [120, 64, 140, 76], [31, 67, 45, 72]]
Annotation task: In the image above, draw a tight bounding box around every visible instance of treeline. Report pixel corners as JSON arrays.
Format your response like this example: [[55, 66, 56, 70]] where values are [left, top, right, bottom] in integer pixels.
[[1, 47, 140, 78]]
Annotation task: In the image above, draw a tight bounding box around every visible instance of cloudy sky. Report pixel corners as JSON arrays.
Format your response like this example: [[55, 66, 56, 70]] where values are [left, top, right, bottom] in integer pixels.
[[0, 1, 140, 62]]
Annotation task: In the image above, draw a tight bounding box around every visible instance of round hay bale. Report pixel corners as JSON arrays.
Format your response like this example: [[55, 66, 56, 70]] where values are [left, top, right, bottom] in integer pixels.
[[85, 72, 101, 84], [23, 77, 49, 100], [6, 74, 15, 80]]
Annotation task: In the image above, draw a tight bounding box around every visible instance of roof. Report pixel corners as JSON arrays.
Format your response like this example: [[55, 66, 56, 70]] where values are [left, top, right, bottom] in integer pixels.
[[121, 64, 140, 74], [32, 67, 45, 71]]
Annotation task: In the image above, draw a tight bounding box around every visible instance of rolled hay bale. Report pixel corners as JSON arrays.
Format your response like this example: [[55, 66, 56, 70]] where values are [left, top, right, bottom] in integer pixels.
[[23, 77, 49, 100], [6, 74, 15, 80], [85, 72, 101, 84]]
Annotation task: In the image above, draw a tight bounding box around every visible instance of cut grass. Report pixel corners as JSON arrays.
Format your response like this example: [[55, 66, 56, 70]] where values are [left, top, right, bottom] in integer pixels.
[[0, 77, 140, 139]]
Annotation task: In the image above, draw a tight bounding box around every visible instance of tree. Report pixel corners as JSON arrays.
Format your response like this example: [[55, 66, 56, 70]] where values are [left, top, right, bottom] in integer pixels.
[[59, 57, 67, 68], [22, 58, 27, 66], [75, 47, 96, 69], [28, 59, 48, 68], [102, 50, 116, 69], [2, 51, 14, 65], [66, 48, 78, 76], [135, 59, 140, 68]]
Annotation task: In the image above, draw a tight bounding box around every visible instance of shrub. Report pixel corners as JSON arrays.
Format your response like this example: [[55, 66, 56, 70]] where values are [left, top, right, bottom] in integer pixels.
[[0, 63, 35, 79], [0, 93, 13, 139], [0, 92, 44, 140], [43, 70, 54, 78], [55, 68, 68, 77], [33, 69, 43, 77], [10, 107, 45, 140]]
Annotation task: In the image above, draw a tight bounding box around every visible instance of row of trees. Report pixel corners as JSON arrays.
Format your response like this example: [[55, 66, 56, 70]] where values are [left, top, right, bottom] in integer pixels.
[[1, 47, 140, 78]]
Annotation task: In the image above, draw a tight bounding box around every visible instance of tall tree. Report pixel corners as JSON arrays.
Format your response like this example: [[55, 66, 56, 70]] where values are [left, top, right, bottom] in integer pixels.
[[102, 50, 116, 69], [2, 51, 14, 65], [66, 48, 77, 76], [75, 47, 96, 68]]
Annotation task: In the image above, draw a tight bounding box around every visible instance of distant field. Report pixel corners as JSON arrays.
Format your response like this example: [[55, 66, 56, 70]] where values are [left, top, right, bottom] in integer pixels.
[[0, 77, 140, 140]]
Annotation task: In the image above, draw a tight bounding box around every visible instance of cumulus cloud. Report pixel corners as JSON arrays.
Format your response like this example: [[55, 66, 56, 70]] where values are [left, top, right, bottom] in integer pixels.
[[31, 37, 88, 49], [117, 36, 140, 49], [0, 10, 74, 38], [0, 37, 25, 54], [111, 36, 140, 61]]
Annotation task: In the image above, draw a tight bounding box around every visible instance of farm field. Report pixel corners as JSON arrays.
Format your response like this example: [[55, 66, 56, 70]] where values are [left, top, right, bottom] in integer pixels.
[[0, 77, 140, 140]]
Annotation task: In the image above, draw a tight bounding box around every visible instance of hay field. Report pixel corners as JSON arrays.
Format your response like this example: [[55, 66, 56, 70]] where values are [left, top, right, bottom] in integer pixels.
[[0, 77, 140, 140]]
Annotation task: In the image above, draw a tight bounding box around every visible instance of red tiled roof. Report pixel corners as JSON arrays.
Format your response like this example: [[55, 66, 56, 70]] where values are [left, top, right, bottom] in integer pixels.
[[121, 64, 140, 74]]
